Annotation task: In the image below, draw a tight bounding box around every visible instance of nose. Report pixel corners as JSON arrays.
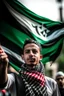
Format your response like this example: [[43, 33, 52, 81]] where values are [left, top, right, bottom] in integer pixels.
[[59, 79, 62, 82], [30, 50, 34, 55]]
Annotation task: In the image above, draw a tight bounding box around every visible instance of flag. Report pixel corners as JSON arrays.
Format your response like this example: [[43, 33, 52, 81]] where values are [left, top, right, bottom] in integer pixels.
[[0, 0, 64, 72]]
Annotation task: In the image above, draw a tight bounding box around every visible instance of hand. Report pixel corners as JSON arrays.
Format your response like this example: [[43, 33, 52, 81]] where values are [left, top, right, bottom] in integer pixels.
[[0, 46, 9, 83], [0, 46, 9, 66]]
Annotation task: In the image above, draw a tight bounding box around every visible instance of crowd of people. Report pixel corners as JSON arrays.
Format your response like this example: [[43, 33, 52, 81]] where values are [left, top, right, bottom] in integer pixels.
[[0, 38, 63, 96]]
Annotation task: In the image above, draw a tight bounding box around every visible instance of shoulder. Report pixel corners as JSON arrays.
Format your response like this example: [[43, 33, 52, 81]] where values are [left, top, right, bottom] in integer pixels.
[[45, 76, 57, 88], [45, 76, 57, 92], [45, 76, 57, 84], [45, 76, 60, 96], [4, 73, 16, 89], [7, 73, 15, 86], [7, 73, 24, 86], [7, 73, 24, 84], [7, 73, 15, 80], [7, 73, 23, 84]]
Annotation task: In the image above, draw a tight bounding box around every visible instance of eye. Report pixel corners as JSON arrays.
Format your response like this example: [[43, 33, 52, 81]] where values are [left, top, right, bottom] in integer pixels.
[[25, 50, 30, 54], [56, 78, 64, 81], [32, 49, 38, 54]]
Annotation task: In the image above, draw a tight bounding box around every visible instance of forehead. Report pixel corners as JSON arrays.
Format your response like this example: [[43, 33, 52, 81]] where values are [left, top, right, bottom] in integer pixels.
[[24, 43, 40, 50], [57, 76, 64, 78]]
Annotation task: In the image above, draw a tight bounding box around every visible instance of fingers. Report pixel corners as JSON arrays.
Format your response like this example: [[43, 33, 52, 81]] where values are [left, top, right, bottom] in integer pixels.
[[0, 46, 4, 54], [0, 46, 9, 63], [0, 52, 8, 61]]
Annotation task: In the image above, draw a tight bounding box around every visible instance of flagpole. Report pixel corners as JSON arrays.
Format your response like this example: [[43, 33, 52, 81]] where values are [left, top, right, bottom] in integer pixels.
[[56, 0, 63, 22]]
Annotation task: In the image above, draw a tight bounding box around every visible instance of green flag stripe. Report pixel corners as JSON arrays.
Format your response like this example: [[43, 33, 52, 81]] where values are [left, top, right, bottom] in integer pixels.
[[0, 22, 30, 48]]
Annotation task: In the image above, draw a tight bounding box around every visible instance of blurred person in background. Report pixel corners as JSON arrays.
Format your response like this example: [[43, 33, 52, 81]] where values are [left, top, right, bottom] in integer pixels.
[[55, 71, 64, 96]]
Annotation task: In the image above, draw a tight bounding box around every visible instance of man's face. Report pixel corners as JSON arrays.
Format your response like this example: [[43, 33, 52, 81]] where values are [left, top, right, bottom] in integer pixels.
[[22, 43, 42, 66], [56, 76, 64, 88]]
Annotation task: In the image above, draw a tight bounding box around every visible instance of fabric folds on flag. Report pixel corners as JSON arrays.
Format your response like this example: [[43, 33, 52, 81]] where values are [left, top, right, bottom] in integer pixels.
[[0, 0, 64, 72]]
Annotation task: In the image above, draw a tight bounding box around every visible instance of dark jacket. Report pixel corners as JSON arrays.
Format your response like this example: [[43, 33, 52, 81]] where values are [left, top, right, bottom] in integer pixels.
[[14, 73, 25, 96]]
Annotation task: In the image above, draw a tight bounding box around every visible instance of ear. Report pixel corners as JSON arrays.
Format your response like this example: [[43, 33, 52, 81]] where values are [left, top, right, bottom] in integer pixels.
[[40, 55, 43, 60]]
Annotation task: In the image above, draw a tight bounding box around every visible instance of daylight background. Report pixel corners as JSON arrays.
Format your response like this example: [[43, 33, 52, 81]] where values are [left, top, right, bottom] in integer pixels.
[[19, 0, 64, 21]]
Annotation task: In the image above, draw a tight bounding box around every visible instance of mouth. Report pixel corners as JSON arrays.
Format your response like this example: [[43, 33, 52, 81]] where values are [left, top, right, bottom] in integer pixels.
[[29, 58, 35, 62]]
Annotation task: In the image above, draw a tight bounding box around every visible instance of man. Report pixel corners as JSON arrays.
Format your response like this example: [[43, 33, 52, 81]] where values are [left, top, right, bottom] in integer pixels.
[[55, 71, 64, 96], [0, 39, 60, 96]]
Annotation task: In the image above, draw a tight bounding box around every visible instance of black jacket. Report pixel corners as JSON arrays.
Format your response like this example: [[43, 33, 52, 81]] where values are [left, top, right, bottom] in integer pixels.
[[14, 73, 25, 96]]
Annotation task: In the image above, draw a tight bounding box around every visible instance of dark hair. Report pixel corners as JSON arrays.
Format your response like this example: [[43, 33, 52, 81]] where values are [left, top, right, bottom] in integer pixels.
[[22, 39, 42, 54]]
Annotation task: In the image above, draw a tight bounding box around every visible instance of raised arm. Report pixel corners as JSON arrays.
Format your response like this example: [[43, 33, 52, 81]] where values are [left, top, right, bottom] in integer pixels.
[[0, 46, 9, 84]]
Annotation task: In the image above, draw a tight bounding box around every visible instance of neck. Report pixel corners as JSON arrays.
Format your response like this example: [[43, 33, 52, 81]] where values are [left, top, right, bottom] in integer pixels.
[[21, 62, 45, 74]]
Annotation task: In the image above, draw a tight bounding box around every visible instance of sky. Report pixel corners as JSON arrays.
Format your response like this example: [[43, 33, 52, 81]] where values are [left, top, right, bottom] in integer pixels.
[[18, 0, 64, 21]]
